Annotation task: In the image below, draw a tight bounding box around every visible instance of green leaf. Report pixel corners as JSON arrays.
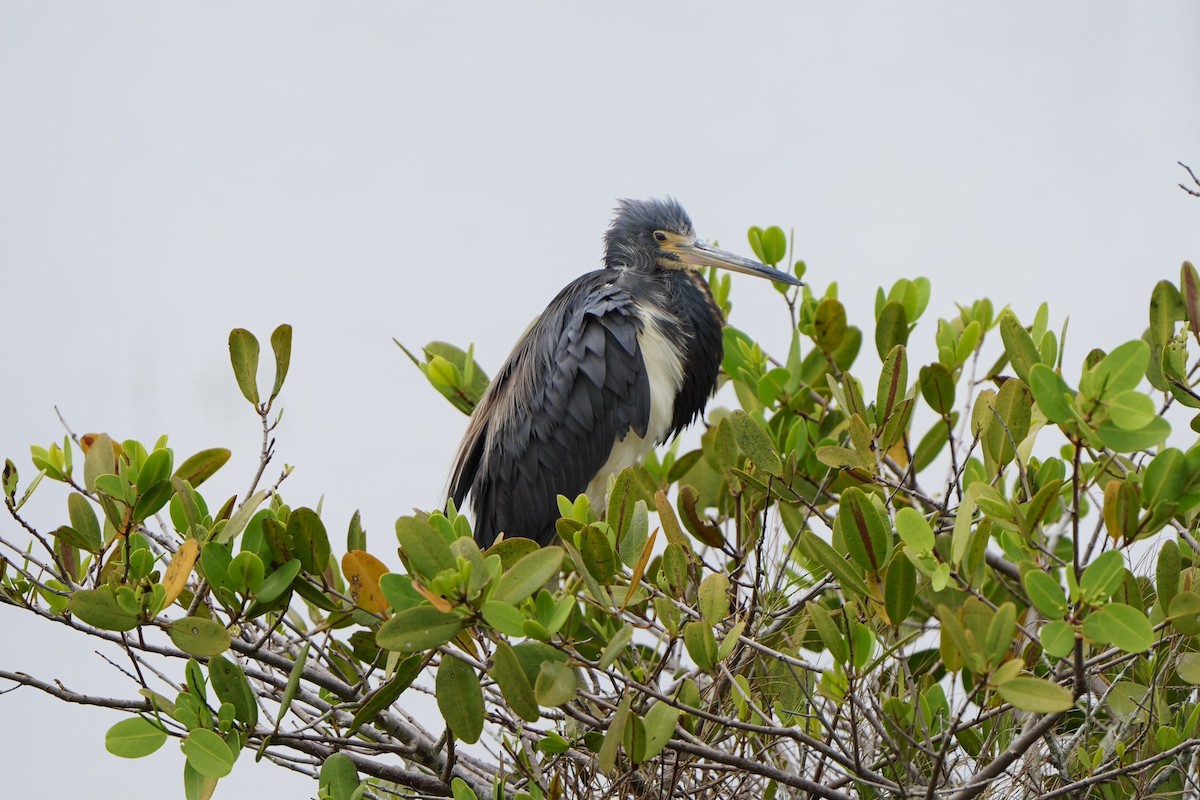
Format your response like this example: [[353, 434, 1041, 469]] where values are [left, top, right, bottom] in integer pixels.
[[173, 449, 231, 489], [450, 778, 479, 800], [799, 530, 871, 599], [345, 509, 366, 553], [66, 493, 103, 553], [713, 620, 742, 665], [606, 467, 638, 544], [318, 753, 360, 800], [253, 558, 301, 607], [1093, 340, 1150, 396], [484, 538, 539, 572], [494, 546, 564, 606], [995, 676, 1073, 713], [813, 298, 848, 353], [746, 226, 765, 262], [1024, 570, 1067, 619], [919, 362, 955, 416], [181, 728, 236, 778], [169, 617, 232, 657], [481, 600, 527, 636], [1179, 653, 1200, 685], [83, 433, 116, 493], [182, 761, 216, 800], [269, 324, 293, 402], [228, 328, 261, 406], [215, 489, 269, 545], [599, 623, 634, 671], [534, 660, 577, 707], [376, 606, 463, 652], [937, 605, 973, 673], [640, 701, 681, 762], [618, 499, 649, 568], [760, 225, 787, 265], [209, 655, 257, 728], [395, 516, 456, 579], [876, 344, 908, 423], [348, 655, 425, 734], [1079, 551, 1125, 604], [838, 487, 890, 573], [832, 326, 863, 372], [105, 717, 168, 758], [70, 588, 139, 631], [683, 621, 717, 671], [1096, 417, 1170, 453], [1157, 539, 1182, 611], [950, 479, 988, 566], [894, 508, 935, 555], [1029, 364, 1074, 424], [136, 448, 172, 494], [807, 603, 848, 664], [437, 655, 485, 744], [1149, 280, 1187, 389], [1082, 603, 1155, 653], [698, 573, 730, 625], [598, 693, 632, 773], [999, 312, 1040, 384], [984, 378, 1032, 468], [579, 526, 617, 585], [726, 410, 783, 477], [132, 479, 173, 522], [1169, 592, 1200, 636], [95, 473, 129, 504], [849, 621, 875, 671], [1040, 620, 1075, 659], [273, 642, 309, 735], [875, 302, 909, 361], [815, 445, 872, 472], [228, 551, 265, 595], [884, 554, 915, 626], [1107, 390, 1156, 430], [490, 640, 539, 722], [1144, 448, 1188, 508], [288, 508, 331, 575], [985, 602, 1016, 666]]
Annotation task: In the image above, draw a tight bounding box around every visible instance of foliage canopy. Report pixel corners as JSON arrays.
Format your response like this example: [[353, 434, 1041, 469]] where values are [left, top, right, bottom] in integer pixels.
[[4, 225, 1200, 800]]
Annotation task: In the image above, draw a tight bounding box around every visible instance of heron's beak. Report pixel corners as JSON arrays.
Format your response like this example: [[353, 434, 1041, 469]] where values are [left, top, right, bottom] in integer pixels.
[[678, 240, 804, 286]]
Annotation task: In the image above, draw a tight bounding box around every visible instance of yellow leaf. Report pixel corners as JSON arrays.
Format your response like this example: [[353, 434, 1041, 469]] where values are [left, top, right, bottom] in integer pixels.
[[412, 579, 454, 613], [162, 539, 199, 608], [340, 550, 390, 614], [622, 527, 659, 613]]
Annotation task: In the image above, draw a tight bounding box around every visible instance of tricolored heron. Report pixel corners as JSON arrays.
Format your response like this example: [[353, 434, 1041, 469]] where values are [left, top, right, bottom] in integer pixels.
[[448, 198, 802, 547]]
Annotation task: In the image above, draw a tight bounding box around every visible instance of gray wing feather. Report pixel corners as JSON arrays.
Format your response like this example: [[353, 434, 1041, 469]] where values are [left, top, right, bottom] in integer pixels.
[[447, 272, 650, 547]]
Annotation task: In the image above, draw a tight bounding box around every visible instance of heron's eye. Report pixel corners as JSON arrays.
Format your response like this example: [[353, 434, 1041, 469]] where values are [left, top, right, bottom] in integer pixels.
[[653, 231, 668, 242]]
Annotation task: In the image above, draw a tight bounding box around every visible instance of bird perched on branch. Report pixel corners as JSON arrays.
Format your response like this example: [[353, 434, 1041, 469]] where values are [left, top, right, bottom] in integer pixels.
[[448, 198, 802, 547]]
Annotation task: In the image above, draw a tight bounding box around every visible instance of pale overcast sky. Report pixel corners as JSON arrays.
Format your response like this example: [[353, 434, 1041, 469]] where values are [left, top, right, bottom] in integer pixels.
[[1, 4, 1198, 798]]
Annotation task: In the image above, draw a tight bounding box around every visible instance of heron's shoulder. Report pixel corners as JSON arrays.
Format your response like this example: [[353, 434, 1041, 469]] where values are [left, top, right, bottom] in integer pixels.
[[539, 269, 643, 322]]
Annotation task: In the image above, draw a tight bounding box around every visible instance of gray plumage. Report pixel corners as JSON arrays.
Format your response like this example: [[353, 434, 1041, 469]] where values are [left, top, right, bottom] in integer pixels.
[[448, 198, 801, 547]]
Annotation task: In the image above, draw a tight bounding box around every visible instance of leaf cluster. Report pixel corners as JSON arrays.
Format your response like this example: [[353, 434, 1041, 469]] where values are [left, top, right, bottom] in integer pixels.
[[9, 249, 1200, 800]]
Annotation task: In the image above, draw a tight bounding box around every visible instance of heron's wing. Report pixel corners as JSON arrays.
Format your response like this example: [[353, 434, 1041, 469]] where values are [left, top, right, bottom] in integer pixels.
[[447, 273, 650, 547]]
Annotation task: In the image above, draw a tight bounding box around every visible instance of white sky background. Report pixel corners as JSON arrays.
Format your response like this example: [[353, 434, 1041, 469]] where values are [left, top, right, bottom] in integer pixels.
[[1, 3, 1198, 798]]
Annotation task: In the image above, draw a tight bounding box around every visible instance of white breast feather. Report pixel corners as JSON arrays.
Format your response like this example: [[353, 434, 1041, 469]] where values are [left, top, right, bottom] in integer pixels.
[[585, 310, 685, 507]]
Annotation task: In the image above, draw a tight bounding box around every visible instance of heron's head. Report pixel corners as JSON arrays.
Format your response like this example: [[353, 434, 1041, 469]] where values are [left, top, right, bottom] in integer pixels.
[[603, 198, 802, 287]]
